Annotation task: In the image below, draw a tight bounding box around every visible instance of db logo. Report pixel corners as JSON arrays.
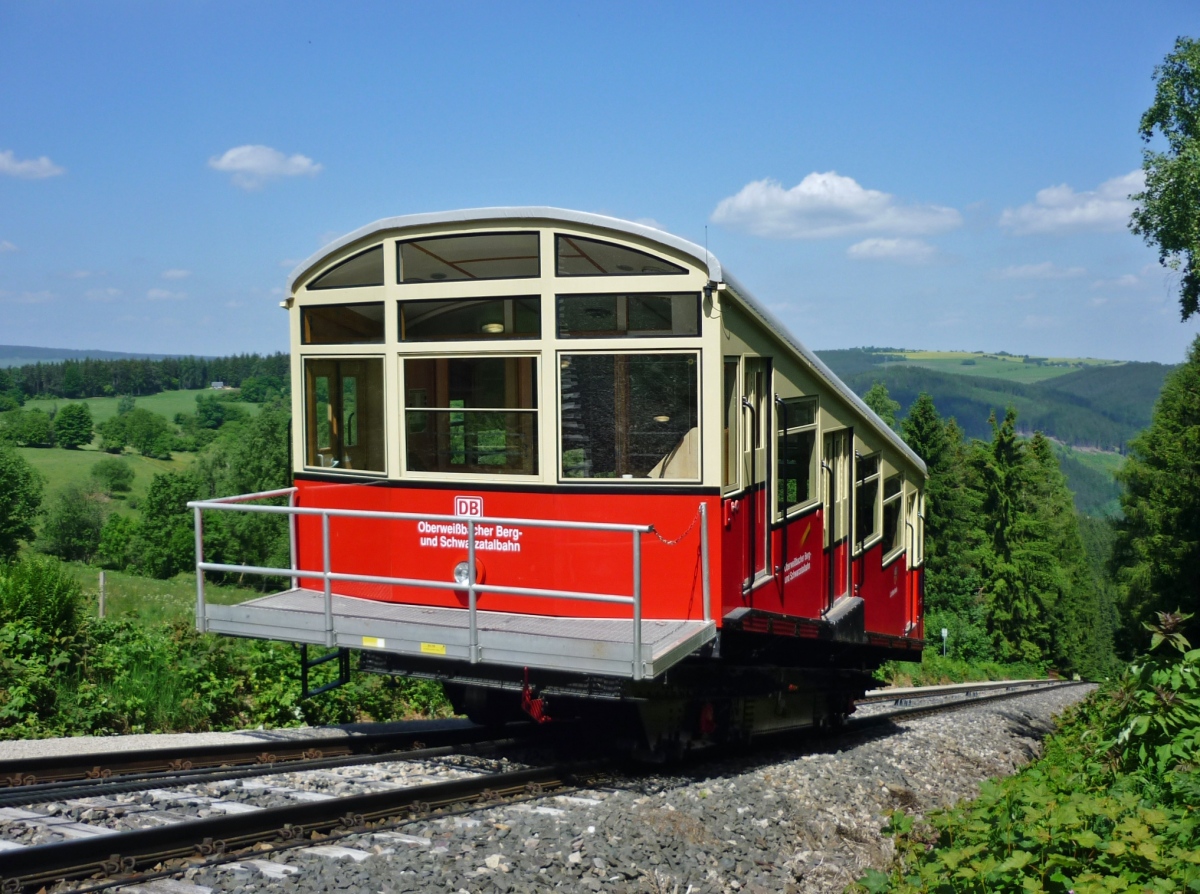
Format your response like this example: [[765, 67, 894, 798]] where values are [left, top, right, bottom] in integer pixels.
[[455, 496, 484, 518]]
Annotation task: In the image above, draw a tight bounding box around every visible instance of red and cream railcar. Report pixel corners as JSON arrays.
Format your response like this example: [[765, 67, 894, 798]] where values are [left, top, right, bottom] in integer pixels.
[[192, 208, 926, 750]]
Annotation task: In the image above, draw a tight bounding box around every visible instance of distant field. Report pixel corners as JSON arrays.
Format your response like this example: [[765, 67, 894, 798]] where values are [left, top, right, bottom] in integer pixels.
[[17, 446, 197, 512], [1052, 443, 1124, 517], [896, 351, 1122, 384], [23, 389, 261, 426]]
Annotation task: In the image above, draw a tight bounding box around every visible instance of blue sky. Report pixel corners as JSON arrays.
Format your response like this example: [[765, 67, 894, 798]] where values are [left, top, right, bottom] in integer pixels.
[[1, 1, 1197, 363]]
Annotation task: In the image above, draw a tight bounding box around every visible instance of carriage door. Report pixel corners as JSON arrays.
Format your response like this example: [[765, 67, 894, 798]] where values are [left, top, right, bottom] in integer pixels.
[[822, 429, 852, 610], [905, 492, 921, 632], [742, 358, 771, 589]]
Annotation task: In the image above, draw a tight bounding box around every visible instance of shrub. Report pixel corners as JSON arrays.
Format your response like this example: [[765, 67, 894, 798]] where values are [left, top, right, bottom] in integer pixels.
[[38, 483, 106, 562], [91, 457, 135, 494], [0, 555, 83, 638]]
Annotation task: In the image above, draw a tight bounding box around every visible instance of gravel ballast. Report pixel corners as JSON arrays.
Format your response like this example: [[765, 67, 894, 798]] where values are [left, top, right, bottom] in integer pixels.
[[172, 684, 1093, 894]]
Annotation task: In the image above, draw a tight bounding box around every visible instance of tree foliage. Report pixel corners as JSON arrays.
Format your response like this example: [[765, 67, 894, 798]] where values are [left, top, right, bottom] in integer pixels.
[[52, 402, 93, 449], [0, 444, 43, 561], [37, 483, 106, 563], [863, 381, 901, 430], [2, 408, 54, 447], [1112, 334, 1200, 648], [90, 457, 134, 494], [1130, 36, 1200, 320]]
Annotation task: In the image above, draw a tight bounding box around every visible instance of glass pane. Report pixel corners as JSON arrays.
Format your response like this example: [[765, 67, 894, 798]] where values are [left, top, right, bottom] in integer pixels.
[[302, 303, 385, 344], [777, 429, 817, 512], [856, 478, 879, 547], [400, 297, 540, 341], [404, 357, 537, 410], [404, 356, 538, 476], [304, 358, 385, 471], [398, 232, 539, 282], [308, 246, 384, 290], [406, 410, 537, 474], [884, 474, 902, 500], [560, 353, 699, 479], [780, 396, 816, 428], [723, 359, 738, 487], [556, 235, 687, 276], [857, 455, 879, 481], [557, 293, 700, 338], [883, 497, 903, 554]]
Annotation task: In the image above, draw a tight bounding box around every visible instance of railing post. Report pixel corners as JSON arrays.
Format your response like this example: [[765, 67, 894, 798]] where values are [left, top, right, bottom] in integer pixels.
[[632, 530, 643, 681], [467, 519, 479, 663], [194, 506, 206, 633], [289, 489, 298, 591], [322, 512, 334, 648], [699, 502, 711, 623]]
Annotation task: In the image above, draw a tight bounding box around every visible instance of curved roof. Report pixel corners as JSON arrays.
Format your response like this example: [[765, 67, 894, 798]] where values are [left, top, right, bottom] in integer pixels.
[[288, 207, 925, 476]]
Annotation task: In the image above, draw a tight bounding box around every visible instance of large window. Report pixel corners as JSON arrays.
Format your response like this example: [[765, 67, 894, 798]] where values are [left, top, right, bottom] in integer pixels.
[[302, 303, 385, 344], [560, 353, 699, 480], [404, 357, 537, 475], [723, 359, 739, 488], [555, 235, 686, 276], [400, 297, 540, 341], [882, 474, 904, 557], [855, 454, 881, 551], [308, 246, 384, 290], [777, 396, 818, 516], [397, 233, 539, 282], [304, 358, 385, 472], [556, 293, 700, 338]]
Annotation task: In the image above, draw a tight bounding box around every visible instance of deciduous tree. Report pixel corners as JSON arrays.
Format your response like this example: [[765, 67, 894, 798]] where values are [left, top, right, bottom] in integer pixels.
[[1130, 37, 1200, 320], [52, 402, 93, 449], [0, 444, 43, 560]]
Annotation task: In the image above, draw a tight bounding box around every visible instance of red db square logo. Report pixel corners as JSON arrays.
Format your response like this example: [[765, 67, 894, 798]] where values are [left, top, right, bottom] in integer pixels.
[[454, 496, 483, 518]]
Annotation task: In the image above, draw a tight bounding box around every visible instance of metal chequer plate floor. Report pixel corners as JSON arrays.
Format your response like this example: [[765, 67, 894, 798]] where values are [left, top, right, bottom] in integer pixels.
[[205, 589, 716, 679]]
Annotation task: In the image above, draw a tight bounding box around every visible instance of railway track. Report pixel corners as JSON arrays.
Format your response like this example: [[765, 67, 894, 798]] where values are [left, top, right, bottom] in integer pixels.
[[0, 679, 1085, 894]]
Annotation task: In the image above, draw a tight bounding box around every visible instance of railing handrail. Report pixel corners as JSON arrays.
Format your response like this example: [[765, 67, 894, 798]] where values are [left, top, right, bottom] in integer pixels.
[[187, 498, 653, 534], [189, 489, 712, 681]]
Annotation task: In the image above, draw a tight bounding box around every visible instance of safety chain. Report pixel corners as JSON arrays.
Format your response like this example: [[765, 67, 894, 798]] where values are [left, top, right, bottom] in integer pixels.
[[649, 504, 703, 546]]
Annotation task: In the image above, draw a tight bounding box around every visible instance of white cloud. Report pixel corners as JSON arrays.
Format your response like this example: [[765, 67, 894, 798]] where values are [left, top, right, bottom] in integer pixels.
[[846, 237, 936, 264], [0, 150, 64, 179], [634, 217, 666, 231], [86, 287, 122, 301], [996, 262, 1086, 280], [162, 268, 192, 280], [1091, 274, 1140, 289], [147, 288, 186, 301], [711, 172, 961, 239], [0, 290, 55, 304], [999, 170, 1144, 235], [0, 240, 17, 253], [208, 144, 322, 190]]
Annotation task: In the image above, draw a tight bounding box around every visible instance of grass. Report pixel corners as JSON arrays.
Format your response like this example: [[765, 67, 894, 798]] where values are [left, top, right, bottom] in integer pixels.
[[57, 560, 258, 624], [894, 350, 1122, 384], [16, 446, 197, 515], [23, 389, 262, 427]]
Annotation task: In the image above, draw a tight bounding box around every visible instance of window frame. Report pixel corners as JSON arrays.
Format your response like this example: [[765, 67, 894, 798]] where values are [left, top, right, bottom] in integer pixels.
[[396, 231, 541, 284], [307, 245, 386, 291], [775, 395, 820, 521], [853, 452, 882, 554], [301, 302, 386, 345], [554, 233, 688, 277], [301, 354, 388, 476], [556, 348, 702, 484], [399, 352, 541, 480], [881, 473, 905, 565], [555, 291, 701, 339]]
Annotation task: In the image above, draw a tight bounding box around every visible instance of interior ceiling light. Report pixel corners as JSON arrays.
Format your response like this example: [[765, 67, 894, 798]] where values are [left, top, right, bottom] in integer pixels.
[[654, 415, 670, 423], [430, 272, 447, 280], [481, 322, 505, 334]]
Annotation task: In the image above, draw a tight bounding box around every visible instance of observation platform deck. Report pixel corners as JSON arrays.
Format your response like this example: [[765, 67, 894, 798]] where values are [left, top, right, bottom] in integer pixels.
[[205, 589, 716, 680]]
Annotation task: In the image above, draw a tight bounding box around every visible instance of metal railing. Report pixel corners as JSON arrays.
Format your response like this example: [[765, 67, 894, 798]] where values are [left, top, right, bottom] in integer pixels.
[[188, 489, 711, 681]]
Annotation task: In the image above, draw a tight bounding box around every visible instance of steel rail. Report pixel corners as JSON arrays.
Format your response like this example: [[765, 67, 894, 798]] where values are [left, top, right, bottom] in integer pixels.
[[0, 737, 524, 810], [0, 760, 604, 892], [848, 679, 1092, 729], [0, 722, 509, 789]]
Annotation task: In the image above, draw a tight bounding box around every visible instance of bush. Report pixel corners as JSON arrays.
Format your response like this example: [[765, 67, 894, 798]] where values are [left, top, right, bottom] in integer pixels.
[[0, 555, 83, 638], [91, 457, 134, 494], [38, 483, 106, 562]]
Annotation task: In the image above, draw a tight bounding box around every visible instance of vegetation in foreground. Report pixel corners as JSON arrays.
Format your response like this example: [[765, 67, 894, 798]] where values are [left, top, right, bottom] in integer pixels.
[[0, 555, 449, 739], [855, 614, 1200, 894]]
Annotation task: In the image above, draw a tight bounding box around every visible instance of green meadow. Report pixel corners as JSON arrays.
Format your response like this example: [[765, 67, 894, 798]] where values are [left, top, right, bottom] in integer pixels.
[[16, 446, 196, 513], [23, 388, 262, 427], [896, 350, 1122, 384]]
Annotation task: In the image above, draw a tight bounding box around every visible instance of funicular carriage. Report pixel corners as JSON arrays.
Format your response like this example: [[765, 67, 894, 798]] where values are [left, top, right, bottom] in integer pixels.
[[191, 208, 926, 754]]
